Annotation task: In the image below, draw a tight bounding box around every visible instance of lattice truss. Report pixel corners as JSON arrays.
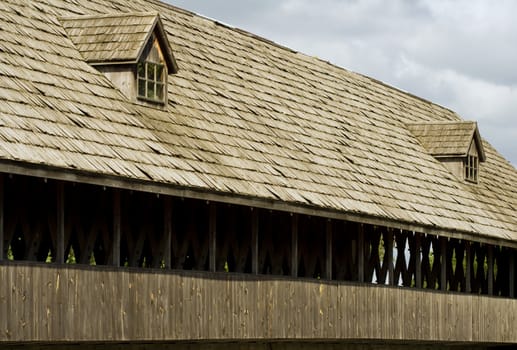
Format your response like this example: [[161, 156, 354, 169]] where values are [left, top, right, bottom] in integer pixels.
[[1, 174, 515, 297]]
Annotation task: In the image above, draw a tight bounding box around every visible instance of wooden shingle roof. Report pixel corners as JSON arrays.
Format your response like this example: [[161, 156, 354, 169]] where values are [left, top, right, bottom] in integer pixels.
[[0, 0, 516, 245], [407, 121, 486, 161]]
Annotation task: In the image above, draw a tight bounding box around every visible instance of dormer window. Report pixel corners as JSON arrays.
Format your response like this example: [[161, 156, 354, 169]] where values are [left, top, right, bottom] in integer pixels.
[[465, 154, 478, 182], [464, 137, 481, 183], [136, 32, 167, 104], [60, 12, 178, 107], [137, 61, 165, 102], [407, 121, 486, 184]]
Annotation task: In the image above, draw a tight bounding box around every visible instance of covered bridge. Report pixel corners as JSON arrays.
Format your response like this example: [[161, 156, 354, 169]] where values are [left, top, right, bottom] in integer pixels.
[[0, 0, 516, 349]]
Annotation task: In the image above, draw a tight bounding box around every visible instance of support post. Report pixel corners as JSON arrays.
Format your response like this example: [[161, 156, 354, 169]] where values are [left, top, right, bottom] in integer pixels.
[[510, 251, 515, 298], [465, 241, 471, 293], [358, 224, 365, 283], [112, 189, 121, 267], [387, 228, 394, 286], [56, 181, 65, 264], [440, 236, 447, 291], [325, 219, 332, 280], [487, 244, 494, 296], [251, 208, 259, 275], [163, 197, 172, 269], [291, 214, 298, 277], [414, 232, 422, 288], [209, 202, 217, 272], [0, 174, 3, 261]]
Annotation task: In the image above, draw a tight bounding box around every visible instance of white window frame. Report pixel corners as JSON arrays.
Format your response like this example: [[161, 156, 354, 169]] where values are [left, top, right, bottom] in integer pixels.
[[465, 154, 479, 183], [137, 61, 166, 104]]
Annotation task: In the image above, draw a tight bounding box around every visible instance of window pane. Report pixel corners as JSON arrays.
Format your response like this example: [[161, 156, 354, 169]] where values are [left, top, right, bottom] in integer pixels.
[[138, 78, 146, 97], [148, 63, 155, 80], [147, 81, 155, 99], [156, 82, 164, 100], [156, 65, 164, 82], [137, 62, 145, 79]]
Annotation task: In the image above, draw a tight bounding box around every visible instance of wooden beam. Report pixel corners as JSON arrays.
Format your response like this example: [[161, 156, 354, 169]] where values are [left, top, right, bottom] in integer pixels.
[[414, 232, 422, 288], [325, 219, 332, 280], [56, 181, 65, 264], [0, 174, 3, 261], [358, 224, 364, 283], [465, 241, 471, 293], [209, 202, 217, 272], [163, 196, 172, 269], [487, 244, 494, 296], [291, 213, 298, 277], [440, 236, 447, 291], [510, 251, 515, 298], [251, 208, 259, 275], [112, 189, 121, 267], [386, 229, 394, 286]]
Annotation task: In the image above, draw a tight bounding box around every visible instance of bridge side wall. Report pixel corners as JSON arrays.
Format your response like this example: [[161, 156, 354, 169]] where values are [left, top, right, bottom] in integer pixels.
[[0, 342, 493, 350], [1, 264, 516, 345]]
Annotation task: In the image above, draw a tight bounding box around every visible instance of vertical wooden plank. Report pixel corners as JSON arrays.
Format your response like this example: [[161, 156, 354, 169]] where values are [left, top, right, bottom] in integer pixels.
[[386, 228, 394, 285], [251, 208, 259, 275], [325, 219, 332, 280], [209, 202, 217, 272], [163, 196, 172, 269], [440, 236, 447, 291], [291, 214, 298, 277], [112, 189, 121, 267], [414, 232, 422, 288], [465, 241, 471, 293], [56, 181, 65, 264], [0, 174, 3, 261], [510, 251, 515, 298], [358, 224, 364, 283], [487, 244, 494, 296]]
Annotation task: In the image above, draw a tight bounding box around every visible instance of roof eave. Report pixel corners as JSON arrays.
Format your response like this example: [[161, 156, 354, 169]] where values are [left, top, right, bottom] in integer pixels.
[[433, 153, 468, 159], [89, 60, 137, 66], [0, 159, 514, 249]]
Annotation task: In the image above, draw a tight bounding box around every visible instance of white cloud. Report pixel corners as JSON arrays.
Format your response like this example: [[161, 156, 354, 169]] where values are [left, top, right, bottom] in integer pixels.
[[404, 1, 517, 85]]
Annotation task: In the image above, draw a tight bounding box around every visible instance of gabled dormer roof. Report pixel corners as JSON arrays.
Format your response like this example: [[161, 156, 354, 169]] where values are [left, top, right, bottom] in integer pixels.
[[406, 121, 486, 162], [60, 12, 178, 73]]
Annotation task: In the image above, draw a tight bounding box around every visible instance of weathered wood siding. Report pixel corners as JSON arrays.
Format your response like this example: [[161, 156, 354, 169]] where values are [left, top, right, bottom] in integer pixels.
[[1, 264, 516, 345], [0, 343, 491, 350]]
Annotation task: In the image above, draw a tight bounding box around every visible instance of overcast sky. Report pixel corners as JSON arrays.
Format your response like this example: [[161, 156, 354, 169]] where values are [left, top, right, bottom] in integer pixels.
[[168, 0, 516, 166]]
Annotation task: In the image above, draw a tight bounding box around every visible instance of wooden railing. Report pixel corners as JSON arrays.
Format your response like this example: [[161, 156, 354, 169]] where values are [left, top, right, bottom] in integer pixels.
[[1, 263, 517, 345]]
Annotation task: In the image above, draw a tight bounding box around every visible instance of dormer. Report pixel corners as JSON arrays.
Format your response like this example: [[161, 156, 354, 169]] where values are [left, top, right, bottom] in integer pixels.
[[407, 121, 486, 183], [60, 12, 178, 106]]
